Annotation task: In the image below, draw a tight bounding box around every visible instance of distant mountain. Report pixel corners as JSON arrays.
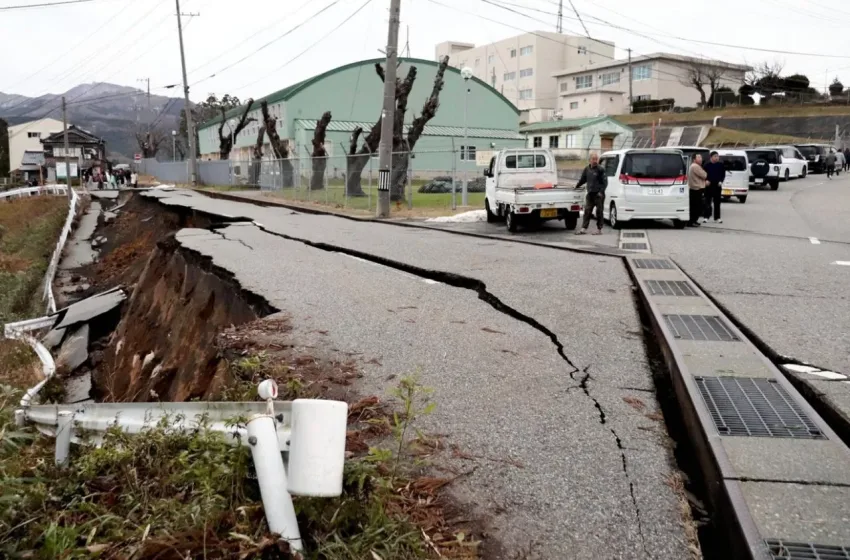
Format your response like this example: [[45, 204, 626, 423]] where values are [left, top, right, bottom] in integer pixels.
[[0, 82, 186, 160]]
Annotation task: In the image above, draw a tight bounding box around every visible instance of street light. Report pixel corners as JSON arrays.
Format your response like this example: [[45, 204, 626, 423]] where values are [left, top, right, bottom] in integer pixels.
[[172, 130, 177, 161], [460, 66, 473, 207]]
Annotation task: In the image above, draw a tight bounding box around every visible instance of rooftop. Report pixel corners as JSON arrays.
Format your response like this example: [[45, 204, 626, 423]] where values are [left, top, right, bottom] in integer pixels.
[[552, 52, 752, 78], [296, 119, 523, 140], [519, 116, 632, 133]]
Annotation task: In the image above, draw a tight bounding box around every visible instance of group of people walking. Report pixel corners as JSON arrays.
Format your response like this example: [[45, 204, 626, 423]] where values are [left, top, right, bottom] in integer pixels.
[[82, 168, 137, 190], [688, 152, 726, 227]]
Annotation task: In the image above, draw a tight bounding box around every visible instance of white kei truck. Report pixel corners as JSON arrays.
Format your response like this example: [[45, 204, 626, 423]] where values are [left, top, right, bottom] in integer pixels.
[[483, 148, 585, 233]]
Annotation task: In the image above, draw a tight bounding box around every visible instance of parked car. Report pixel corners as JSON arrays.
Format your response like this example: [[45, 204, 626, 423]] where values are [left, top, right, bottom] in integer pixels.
[[745, 149, 782, 190], [675, 146, 711, 168], [795, 144, 831, 174], [598, 148, 689, 229], [764, 145, 807, 180], [484, 148, 585, 232], [715, 149, 750, 203]]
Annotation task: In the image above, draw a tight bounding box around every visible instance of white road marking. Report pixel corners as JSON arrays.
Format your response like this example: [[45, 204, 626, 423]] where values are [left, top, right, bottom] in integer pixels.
[[784, 364, 819, 373], [832, 261, 850, 266], [809, 237, 821, 245], [808, 371, 847, 380]]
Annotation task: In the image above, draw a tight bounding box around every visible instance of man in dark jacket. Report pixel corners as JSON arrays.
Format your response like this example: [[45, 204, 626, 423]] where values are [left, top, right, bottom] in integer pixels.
[[825, 150, 837, 179], [843, 148, 850, 172], [702, 151, 726, 223], [575, 152, 608, 235]]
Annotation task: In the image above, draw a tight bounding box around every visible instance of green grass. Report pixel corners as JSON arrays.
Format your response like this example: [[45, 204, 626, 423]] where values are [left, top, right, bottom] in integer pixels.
[[702, 127, 814, 147], [614, 104, 850, 127]]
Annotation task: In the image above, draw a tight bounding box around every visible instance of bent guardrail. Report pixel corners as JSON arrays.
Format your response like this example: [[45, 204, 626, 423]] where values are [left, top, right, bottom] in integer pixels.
[[14, 381, 347, 555]]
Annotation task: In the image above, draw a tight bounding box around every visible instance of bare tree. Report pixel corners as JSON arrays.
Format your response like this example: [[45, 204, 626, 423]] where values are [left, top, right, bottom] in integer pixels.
[[217, 99, 255, 160], [344, 57, 449, 200], [681, 61, 726, 108], [261, 100, 294, 187], [250, 124, 265, 186], [745, 60, 785, 99], [310, 111, 332, 191], [134, 127, 167, 158]]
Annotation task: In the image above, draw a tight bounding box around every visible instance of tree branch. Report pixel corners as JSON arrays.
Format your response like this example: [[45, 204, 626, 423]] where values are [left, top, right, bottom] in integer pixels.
[[408, 55, 449, 150], [311, 111, 332, 157], [261, 100, 289, 159], [349, 127, 363, 155]]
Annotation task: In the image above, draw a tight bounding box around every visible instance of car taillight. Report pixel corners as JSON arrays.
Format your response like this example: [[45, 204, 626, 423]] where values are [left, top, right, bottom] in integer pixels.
[[619, 173, 631, 185], [675, 174, 687, 185]]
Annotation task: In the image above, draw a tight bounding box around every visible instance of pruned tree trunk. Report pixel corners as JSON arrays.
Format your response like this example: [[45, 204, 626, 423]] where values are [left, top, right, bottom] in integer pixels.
[[250, 125, 265, 186], [310, 111, 332, 191], [261, 100, 294, 187], [218, 99, 255, 160], [389, 55, 450, 200]]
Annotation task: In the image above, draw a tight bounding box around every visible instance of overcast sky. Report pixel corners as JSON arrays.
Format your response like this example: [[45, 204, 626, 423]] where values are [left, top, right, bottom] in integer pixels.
[[2, 0, 849, 101]]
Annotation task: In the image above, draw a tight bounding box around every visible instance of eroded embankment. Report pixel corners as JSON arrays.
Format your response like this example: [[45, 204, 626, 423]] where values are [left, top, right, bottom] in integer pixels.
[[93, 234, 277, 402]]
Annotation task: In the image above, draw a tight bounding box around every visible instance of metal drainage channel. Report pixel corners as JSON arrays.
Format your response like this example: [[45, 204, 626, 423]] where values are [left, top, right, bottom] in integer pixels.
[[626, 256, 850, 560], [619, 230, 651, 253]]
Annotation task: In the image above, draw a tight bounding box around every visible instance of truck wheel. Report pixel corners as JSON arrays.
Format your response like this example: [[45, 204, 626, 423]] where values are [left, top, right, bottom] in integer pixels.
[[564, 212, 578, 230], [738, 195, 747, 203], [507, 211, 518, 233], [485, 198, 497, 223], [673, 220, 687, 229]]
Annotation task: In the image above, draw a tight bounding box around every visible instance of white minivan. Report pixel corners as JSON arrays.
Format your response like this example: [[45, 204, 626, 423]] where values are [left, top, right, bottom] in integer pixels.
[[599, 149, 689, 229], [765, 145, 808, 180], [715, 150, 750, 204]]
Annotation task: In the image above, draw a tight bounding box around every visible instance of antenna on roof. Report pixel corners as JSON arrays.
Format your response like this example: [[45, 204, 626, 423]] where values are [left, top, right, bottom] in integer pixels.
[[569, 0, 590, 38]]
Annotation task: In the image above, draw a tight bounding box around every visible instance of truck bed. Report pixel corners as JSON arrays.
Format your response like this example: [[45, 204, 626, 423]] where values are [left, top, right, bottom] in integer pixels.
[[495, 185, 585, 207]]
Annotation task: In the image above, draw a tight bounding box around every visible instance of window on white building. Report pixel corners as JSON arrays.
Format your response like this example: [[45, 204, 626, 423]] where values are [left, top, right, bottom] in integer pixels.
[[601, 72, 620, 86], [27, 132, 41, 138], [460, 145, 477, 160], [510, 49, 517, 58], [565, 134, 577, 148], [504, 71, 516, 81], [520, 45, 533, 56], [632, 64, 651, 81], [569, 101, 579, 109], [519, 89, 533, 100], [575, 75, 592, 89], [578, 46, 587, 55], [520, 68, 534, 78], [549, 135, 559, 148], [560, 81, 569, 92], [532, 136, 542, 148]]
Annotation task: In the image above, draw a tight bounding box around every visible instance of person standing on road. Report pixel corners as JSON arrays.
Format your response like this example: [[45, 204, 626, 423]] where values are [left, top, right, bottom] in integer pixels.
[[825, 150, 837, 179], [688, 153, 708, 227], [843, 147, 850, 172], [703, 151, 726, 224], [575, 152, 608, 235]]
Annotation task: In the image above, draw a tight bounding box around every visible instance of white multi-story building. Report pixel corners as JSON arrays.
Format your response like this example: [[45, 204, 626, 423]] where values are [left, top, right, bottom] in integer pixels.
[[7, 117, 65, 173], [435, 32, 615, 124], [552, 53, 750, 118]]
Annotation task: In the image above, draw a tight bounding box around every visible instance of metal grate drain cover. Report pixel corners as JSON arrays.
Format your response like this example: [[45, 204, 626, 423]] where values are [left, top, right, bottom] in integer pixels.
[[697, 378, 826, 439], [664, 314, 739, 341], [622, 243, 648, 250], [633, 258, 674, 269], [647, 280, 697, 297], [622, 232, 646, 238], [766, 539, 850, 559]]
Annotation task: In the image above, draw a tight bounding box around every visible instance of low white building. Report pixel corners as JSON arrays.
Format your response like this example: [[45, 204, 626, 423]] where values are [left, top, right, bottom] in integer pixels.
[[436, 32, 615, 123], [553, 53, 750, 117], [520, 116, 634, 160], [7, 117, 65, 174]]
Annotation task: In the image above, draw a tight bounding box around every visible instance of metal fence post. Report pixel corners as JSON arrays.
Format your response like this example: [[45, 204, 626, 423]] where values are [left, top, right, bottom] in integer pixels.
[[407, 151, 413, 210], [368, 153, 373, 211], [451, 138, 457, 210], [56, 410, 73, 466], [247, 414, 302, 551]]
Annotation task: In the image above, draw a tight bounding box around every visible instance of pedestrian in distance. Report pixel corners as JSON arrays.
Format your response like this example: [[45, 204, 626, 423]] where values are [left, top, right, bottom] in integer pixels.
[[702, 151, 726, 224], [825, 150, 837, 179], [575, 151, 608, 236], [687, 153, 708, 227], [843, 147, 850, 172]]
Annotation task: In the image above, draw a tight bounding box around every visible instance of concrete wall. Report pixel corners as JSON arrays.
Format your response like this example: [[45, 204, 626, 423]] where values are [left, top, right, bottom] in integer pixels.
[[560, 91, 628, 118]]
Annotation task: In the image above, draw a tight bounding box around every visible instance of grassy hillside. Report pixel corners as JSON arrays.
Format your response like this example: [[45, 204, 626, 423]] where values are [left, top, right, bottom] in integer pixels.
[[702, 127, 813, 147], [615, 105, 850, 127]]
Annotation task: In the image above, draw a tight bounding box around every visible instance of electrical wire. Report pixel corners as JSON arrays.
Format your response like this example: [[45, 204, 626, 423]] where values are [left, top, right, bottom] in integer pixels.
[[0, 0, 103, 10]]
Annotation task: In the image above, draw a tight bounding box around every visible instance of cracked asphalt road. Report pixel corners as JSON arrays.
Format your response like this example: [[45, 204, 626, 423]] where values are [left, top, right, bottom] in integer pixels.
[[143, 190, 693, 559]]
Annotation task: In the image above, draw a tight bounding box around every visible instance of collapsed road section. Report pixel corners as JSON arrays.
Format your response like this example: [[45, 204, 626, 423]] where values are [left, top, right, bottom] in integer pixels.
[[19, 187, 708, 558]]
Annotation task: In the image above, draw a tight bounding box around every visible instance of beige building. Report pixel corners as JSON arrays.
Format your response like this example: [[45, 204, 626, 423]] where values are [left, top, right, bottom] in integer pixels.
[[7, 117, 65, 173], [435, 32, 615, 123], [553, 53, 750, 118]]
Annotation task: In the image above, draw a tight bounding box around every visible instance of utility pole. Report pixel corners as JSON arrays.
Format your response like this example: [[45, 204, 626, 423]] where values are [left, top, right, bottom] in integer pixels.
[[62, 96, 71, 200], [626, 49, 634, 113], [556, 0, 563, 33], [175, 0, 198, 185], [377, 0, 401, 218]]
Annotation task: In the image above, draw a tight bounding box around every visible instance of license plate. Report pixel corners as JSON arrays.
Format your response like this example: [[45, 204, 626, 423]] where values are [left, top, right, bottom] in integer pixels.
[[722, 189, 733, 196], [754, 178, 763, 184], [540, 208, 558, 218], [646, 188, 665, 195]]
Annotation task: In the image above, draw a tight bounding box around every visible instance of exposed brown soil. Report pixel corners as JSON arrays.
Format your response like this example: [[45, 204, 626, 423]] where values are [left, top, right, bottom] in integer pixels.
[[92, 233, 275, 402]]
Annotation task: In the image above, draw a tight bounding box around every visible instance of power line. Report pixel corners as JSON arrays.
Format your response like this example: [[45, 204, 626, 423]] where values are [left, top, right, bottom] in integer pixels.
[[0, 0, 104, 10]]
